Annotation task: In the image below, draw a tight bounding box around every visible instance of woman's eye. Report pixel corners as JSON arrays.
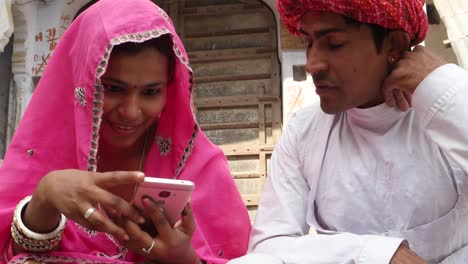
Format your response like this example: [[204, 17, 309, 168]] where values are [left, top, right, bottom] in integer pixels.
[[329, 43, 345, 50], [143, 88, 160, 96], [103, 84, 123, 93]]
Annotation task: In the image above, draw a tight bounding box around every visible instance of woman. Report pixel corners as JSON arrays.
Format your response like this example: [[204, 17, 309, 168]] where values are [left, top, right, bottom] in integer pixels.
[[0, 0, 251, 263]]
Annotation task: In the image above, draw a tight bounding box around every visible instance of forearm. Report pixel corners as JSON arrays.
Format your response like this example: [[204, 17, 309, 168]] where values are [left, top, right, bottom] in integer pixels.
[[23, 190, 61, 232], [390, 244, 427, 264], [251, 232, 403, 264], [12, 185, 61, 255]]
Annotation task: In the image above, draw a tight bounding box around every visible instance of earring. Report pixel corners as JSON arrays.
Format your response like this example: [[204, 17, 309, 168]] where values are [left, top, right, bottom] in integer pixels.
[[389, 57, 396, 64]]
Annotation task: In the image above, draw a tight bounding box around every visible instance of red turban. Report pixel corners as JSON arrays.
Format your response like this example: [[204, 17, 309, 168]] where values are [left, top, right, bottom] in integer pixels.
[[277, 0, 428, 46]]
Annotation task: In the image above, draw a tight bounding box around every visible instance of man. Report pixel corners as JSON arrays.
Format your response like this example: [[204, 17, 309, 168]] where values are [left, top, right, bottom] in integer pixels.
[[230, 0, 468, 263]]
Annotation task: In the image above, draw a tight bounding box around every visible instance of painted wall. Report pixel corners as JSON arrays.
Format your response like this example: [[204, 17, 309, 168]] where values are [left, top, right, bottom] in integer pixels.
[[0, 36, 13, 158]]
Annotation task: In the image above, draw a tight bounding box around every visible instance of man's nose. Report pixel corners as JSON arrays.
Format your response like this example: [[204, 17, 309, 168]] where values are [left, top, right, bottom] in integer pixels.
[[304, 48, 329, 77]]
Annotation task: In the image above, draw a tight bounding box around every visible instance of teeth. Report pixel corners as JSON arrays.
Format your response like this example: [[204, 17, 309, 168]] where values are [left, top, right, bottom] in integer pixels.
[[116, 125, 134, 130]]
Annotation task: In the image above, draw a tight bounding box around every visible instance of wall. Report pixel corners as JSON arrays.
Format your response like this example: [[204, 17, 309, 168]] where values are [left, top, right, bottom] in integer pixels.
[[0, 36, 13, 158]]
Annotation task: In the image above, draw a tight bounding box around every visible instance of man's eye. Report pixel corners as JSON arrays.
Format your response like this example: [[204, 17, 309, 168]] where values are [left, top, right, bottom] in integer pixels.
[[143, 88, 160, 96], [328, 41, 346, 50]]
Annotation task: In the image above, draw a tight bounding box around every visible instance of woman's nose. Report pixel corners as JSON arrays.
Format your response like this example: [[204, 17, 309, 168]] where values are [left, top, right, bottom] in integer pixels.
[[118, 94, 141, 121]]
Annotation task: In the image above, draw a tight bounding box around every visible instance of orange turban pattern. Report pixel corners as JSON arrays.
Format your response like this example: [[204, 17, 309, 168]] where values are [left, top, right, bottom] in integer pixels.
[[277, 0, 428, 46]]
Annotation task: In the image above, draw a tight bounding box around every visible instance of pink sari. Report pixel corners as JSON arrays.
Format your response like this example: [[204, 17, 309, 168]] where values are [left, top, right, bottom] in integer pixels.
[[0, 0, 251, 263]]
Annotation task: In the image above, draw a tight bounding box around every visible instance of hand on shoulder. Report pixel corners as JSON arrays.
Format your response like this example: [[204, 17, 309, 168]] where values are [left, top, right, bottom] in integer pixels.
[[383, 46, 447, 111]]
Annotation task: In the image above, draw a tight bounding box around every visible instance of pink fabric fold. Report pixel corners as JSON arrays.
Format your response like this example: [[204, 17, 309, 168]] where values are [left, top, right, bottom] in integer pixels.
[[0, 0, 251, 263]]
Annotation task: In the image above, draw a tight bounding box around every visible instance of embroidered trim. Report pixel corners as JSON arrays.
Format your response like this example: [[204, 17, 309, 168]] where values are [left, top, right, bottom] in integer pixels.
[[74, 223, 98, 237], [104, 233, 128, 260], [74, 87, 86, 106], [175, 124, 198, 177], [188, 72, 197, 120], [9, 254, 128, 264], [156, 6, 173, 27], [87, 27, 192, 172], [156, 136, 173, 156], [172, 42, 192, 72]]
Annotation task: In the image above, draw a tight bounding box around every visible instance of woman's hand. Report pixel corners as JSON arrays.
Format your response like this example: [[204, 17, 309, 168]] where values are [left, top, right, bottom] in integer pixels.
[[117, 200, 201, 264], [24, 170, 145, 241]]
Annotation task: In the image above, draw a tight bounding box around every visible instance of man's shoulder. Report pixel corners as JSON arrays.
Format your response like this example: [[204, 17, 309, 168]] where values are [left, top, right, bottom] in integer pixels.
[[287, 104, 335, 134]]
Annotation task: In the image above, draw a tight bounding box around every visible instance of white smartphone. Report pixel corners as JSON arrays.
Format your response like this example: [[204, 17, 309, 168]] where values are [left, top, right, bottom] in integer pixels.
[[131, 177, 195, 228]]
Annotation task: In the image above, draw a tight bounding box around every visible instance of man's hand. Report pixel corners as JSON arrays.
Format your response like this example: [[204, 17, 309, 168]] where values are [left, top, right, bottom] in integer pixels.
[[390, 244, 427, 264], [383, 45, 447, 111]]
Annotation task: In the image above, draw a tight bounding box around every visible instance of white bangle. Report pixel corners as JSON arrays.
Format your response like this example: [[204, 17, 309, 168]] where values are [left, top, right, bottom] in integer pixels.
[[14, 195, 67, 241]]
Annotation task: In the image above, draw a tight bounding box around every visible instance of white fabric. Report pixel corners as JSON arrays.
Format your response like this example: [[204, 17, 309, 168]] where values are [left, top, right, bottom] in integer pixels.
[[433, 0, 468, 69], [0, 0, 13, 53], [230, 64, 468, 264]]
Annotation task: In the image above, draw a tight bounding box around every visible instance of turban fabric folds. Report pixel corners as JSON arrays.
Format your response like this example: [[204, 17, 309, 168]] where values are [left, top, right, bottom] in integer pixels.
[[277, 0, 428, 46]]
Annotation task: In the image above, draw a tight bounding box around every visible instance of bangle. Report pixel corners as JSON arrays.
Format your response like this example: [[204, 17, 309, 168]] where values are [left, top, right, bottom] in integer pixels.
[[11, 195, 67, 252]]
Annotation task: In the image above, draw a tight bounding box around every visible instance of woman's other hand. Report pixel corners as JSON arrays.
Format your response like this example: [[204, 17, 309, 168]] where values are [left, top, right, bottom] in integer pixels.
[[117, 201, 201, 264], [23, 170, 145, 242]]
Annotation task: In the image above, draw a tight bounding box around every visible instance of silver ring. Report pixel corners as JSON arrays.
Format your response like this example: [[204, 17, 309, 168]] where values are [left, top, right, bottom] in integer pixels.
[[83, 207, 96, 220], [142, 240, 155, 254]]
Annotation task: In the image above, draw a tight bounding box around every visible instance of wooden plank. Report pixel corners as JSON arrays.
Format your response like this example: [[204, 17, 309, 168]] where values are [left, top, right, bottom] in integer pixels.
[[259, 152, 267, 190], [195, 95, 279, 108], [232, 172, 260, 179], [270, 50, 283, 142], [185, 27, 270, 38], [189, 47, 274, 63], [190, 47, 274, 57], [169, 0, 179, 30], [183, 12, 271, 36], [182, 3, 264, 16], [184, 32, 273, 52], [193, 58, 272, 78], [195, 73, 272, 84], [194, 79, 271, 98], [200, 121, 273, 131], [242, 194, 261, 206], [220, 145, 275, 156], [258, 85, 266, 144]]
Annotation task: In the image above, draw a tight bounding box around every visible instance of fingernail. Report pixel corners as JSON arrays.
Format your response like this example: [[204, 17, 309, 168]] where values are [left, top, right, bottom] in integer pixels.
[[143, 197, 153, 207], [138, 216, 145, 224], [159, 207, 164, 212], [124, 234, 130, 241]]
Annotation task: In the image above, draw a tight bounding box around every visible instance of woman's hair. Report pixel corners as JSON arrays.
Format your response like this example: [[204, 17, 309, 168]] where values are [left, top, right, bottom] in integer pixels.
[[112, 35, 176, 84]]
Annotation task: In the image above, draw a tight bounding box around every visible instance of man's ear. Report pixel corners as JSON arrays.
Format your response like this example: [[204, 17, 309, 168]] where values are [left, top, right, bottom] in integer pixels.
[[384, 30, 411, 63]]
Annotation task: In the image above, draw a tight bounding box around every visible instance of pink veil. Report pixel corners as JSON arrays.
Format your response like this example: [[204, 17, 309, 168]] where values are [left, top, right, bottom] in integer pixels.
[[0, 0, 251, 263]]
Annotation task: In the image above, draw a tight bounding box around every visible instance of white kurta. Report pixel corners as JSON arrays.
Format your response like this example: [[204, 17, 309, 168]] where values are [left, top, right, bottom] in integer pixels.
[[231, 64, 468, 264]]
